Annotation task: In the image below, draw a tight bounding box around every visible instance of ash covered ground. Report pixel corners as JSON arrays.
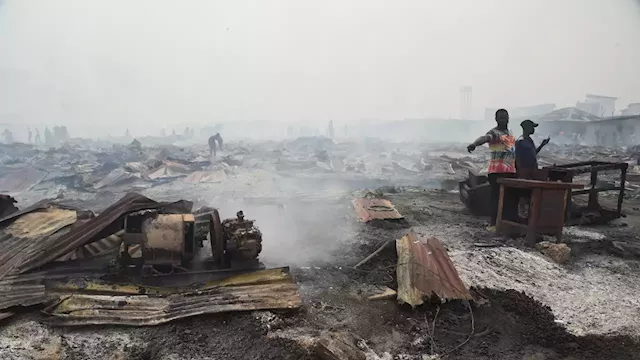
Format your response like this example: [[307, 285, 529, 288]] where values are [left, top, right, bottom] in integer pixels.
[[1, 136, 640, 359]]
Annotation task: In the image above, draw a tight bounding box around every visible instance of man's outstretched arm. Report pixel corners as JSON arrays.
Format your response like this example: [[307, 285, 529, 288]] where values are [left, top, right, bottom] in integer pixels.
[[467, 134, 492, 152]]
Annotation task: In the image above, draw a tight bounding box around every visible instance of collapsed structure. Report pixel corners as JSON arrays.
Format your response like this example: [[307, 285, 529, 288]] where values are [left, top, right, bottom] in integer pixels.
[[0, 193, 301, 324]]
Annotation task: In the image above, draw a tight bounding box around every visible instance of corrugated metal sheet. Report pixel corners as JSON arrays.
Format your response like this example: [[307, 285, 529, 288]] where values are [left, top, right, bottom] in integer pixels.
[[55, 234, 122, 262], [0, 265, 107, 312], [0, 283, 46, 309], [0, 200, 82, 226], [148, 161, 192, 180], [0, 207, 78, 279], [0, 193, 190, 313], [396, 232, 472, 306], [43, 267, 302, 326], [183, 170, 227, 183], [352, 198, 403, 222], [15, 193, 192, 274], [0, 168, 48, 193]]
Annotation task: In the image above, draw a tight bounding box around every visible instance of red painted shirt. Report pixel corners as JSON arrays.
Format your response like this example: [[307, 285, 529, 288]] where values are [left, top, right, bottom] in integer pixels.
[[486, 128, 516, 174]]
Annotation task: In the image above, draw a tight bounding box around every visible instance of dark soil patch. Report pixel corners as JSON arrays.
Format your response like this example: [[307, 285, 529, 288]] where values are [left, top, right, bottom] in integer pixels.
[[381, 288, 640, 360], [134, 313, 315, 360], [480, 288, 639, 360], [301, 258, 640, 360]]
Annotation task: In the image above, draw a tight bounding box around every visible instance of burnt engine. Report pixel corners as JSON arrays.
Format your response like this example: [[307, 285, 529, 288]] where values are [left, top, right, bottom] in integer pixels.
[[121, 209, 262, 274], [222, 211, 263, 263]]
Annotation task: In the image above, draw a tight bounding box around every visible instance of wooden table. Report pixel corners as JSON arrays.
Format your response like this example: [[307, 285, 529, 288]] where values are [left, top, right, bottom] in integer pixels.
[[496, 178, 584, 245]]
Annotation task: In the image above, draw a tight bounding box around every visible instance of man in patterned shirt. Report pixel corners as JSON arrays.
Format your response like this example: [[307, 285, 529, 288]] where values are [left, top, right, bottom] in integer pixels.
[[467, 109, 516, 231]]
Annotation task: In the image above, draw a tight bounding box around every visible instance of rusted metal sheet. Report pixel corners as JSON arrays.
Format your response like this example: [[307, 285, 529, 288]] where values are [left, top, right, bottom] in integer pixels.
[[352, 198, 403, 222], [0, 283, 46, 309], [0, 265, 107, 312], [0, 207, 78, 279], [0, 200, 75, 225], [396, 232, 472, 306], [43, 267, 302, 326], [15, 193, 192, 274]]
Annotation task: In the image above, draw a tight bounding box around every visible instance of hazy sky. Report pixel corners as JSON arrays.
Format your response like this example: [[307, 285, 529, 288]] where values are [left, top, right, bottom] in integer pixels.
[[1, 0, 639, 135]]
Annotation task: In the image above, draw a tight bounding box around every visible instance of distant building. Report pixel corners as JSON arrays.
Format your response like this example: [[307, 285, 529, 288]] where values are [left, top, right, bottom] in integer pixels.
[[621, 103, 640, 116], [537, 107, 602, 122], [484, 104, 556, 121], [460, 86, 472, 120], [576, 94, 617, 117]]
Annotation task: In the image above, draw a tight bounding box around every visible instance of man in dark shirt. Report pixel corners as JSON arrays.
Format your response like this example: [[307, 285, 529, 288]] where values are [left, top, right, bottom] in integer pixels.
[[515, 119, 550, 176], [208, 133, 223, 158]]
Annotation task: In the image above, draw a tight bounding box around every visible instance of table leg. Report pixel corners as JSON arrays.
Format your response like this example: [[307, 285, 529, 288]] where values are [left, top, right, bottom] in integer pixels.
[[617, 168, 627, 216], [525, 188, 542, 247], [557, 189, 569, 243]]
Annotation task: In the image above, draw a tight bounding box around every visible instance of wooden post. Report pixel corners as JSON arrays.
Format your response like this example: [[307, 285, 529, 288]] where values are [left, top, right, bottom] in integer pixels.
[[618, 167, 627, 216], [588, 170, 598, 209]]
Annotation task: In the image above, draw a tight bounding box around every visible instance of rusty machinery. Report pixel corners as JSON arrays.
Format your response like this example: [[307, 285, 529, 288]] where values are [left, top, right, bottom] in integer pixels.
[[120, 209, 263, 276]]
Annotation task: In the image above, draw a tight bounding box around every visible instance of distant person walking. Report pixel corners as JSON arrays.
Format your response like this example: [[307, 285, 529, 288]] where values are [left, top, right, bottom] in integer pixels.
[[327, 120, 335, 139], [208, 133, 223, 158], [44, 127, 52, 145], [35, 129, 41, 144], [27, 127, 32, 143], [466, 109, 516, 231]]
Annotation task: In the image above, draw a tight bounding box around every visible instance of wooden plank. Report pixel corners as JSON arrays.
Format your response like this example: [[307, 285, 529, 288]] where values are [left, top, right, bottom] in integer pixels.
[[315, 332, 367, 360], [501, 220, 563, 234], [572, 187, 621, 196], [498, 178, 584, 190], [517, 168, 549, 181], [501, 219, 528, 229]]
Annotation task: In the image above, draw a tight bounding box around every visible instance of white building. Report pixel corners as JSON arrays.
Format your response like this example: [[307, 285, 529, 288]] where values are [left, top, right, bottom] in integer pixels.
[[484, 104, 556, 121], [576, 94, 617, 117], [621, 103, 640, 116]]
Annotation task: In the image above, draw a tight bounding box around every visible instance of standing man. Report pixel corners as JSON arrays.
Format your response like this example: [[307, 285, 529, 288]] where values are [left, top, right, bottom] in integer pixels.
[[208, 133, 223, 158], [467, 109, 516, 231], [44, 127, 52, 145], [27, 128, 32, 143], [327, 120, 335, 139], [515, 120, 550, 178]]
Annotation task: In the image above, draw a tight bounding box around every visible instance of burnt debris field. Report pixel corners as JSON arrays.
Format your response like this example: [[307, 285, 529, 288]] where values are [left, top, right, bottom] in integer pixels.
[[0, 137, 640, 360]]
